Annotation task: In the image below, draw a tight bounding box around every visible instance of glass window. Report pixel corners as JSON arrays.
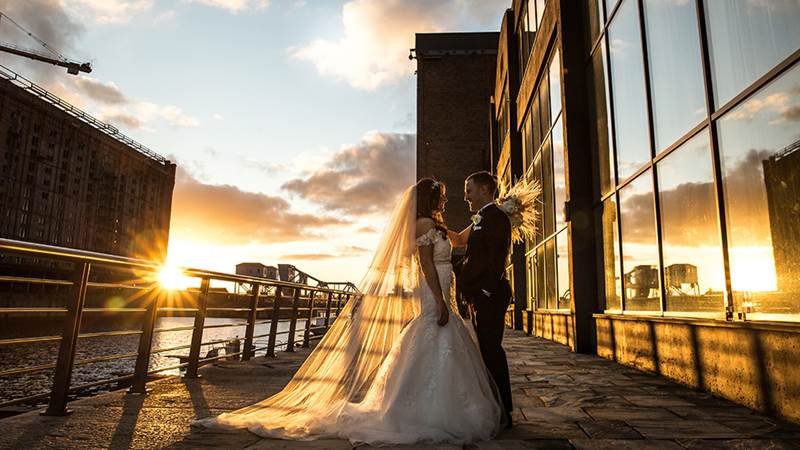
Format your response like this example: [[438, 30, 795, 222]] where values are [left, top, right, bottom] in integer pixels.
[[604, 0, 619, 19], [590, 39, 615, 196], [531, 95, 542, 153], [619, 169, 660, 311], [556, 230, 570, 309], [532, 152, 544, 245], [523, 118, 533, 170], [519, 6, 531, 74], [587, 0, 604, 52], [601, 196, 622, 310], [541, 136, 555, 238], [545, 238, 557, 309], [718, 62, 800, 319], [643, 0, 706, 152], [539, 74, 551, 135], [536, 245, 546, 309], [552, 116, 566, 231], [704, 0, 800, 108], [657, 130, 725, 313], [549, 50, 562, 123], [608, 0, 651, 180]]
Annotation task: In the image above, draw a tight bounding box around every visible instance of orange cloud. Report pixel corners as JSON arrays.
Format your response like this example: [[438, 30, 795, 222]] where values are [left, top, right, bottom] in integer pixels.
[[171, 168, 350, 244], [282, 132, 415, 215]]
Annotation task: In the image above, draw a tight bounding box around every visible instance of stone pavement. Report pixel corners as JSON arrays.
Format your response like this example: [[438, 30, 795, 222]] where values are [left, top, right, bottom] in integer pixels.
[[1, 330, 799, 449]]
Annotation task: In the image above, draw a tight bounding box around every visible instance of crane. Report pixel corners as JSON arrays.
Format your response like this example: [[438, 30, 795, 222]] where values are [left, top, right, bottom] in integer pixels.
[[0, 11, 91, 75]]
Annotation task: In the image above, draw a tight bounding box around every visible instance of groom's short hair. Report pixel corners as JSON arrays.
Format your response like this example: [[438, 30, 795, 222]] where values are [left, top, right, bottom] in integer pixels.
[[466, 171, 497, 197]]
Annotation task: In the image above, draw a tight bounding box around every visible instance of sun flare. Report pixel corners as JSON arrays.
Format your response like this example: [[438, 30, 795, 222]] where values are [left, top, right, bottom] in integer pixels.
[[157, 264, 192, 291]]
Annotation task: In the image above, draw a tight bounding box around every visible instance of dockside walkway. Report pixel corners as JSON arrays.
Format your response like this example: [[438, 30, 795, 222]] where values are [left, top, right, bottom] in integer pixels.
[[2, 330, 799, 449]]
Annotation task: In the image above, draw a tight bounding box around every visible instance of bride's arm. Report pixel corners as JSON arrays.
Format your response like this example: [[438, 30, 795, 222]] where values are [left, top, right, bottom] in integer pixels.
[[447, 225, 472, 248], [416, 218, 449, 326]]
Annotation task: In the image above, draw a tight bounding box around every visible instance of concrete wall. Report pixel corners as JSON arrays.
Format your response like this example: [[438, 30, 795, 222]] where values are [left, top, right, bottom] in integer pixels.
[[595, 314, 800, 424], [531, 310, 576, 350]]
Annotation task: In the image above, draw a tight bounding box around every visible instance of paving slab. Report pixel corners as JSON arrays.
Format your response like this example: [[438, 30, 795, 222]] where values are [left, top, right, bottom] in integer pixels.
[[1, 330, 800, 449]]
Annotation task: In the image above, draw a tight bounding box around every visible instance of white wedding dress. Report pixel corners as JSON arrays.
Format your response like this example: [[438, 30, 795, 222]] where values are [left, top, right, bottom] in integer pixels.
[[335, 228, 502, 445], [194, 187, 502, 446]]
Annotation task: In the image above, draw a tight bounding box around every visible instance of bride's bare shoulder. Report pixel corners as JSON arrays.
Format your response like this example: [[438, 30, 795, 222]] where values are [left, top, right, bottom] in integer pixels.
[[415, 217, 435, 237]]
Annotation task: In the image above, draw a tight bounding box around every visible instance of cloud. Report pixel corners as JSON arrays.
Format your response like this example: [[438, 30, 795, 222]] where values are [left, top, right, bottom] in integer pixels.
[[72, 77, 128, 105], [282, 131, 415, 215], [183, 0, 269, 13], [65, 0, 154, 24], [357, 225, 378, 233], [281, 245, 370, 261], [171, 167, 350, 245], [153, 10, 177, 23], [619, 148, 777, 247], [290, 0, 508, 90], [0, 0, 85, 82]]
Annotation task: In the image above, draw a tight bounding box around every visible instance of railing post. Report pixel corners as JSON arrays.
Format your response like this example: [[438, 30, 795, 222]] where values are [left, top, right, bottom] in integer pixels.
[[285, 287, 301, 352], [324, 291, 333, 329], [265, 287, 282, 357], [128, 285, 161, 394], [185, 277, 210, 378], [42, 261, 90, 416], [242, 283, 260, 361], [303, 290, 316, 348]]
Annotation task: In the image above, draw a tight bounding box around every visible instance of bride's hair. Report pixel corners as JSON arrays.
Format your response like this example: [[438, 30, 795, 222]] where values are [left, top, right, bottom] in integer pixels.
[[415, 178, 447, 233]]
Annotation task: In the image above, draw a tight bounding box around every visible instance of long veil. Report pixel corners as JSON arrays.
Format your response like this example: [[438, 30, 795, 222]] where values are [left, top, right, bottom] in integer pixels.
[[196, 186, 421, 438]]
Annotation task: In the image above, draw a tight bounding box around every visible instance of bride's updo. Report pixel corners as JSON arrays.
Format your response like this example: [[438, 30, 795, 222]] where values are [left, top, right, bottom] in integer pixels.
[[416, 178, 447, 233]]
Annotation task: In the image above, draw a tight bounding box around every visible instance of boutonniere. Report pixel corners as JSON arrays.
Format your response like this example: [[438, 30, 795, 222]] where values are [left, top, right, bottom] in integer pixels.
[[471, 214, 482, 225]]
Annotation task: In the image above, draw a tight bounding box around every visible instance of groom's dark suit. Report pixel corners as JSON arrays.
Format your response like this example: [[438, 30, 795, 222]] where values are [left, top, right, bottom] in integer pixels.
[[460, 203, 513, 422]]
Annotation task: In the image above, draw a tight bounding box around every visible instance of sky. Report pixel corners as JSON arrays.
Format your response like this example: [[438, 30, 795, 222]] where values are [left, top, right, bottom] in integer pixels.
[[0, 0, 509, 285]]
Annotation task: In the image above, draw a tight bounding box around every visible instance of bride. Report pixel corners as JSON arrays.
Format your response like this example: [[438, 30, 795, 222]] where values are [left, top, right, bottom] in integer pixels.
[[194, 178, 503, 445]]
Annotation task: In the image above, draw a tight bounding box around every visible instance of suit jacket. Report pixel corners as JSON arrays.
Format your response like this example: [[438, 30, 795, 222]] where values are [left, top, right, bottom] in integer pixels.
[[460, 203, 512, 304]]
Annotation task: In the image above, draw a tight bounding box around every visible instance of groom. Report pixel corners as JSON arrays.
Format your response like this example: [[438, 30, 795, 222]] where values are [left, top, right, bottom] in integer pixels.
[[460, 171, 513, 427]]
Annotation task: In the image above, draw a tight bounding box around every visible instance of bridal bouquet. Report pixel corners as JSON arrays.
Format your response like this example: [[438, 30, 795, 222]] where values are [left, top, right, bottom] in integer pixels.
[[496, 177, 542, 244]]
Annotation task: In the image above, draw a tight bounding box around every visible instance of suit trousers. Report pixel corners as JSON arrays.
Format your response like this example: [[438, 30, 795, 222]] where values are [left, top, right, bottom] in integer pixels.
[[473, 293, 513, 420]]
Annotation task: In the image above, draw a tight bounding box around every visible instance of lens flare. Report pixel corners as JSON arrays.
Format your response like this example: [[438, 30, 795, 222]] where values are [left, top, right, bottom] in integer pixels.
[[158, 264, 191, 291]]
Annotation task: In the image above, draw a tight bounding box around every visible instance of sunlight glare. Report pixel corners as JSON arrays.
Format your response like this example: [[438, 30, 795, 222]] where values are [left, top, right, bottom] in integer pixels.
[[158, 264, 192, 291]]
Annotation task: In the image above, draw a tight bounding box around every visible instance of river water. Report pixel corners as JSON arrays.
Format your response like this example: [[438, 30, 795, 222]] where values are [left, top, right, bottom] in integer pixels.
[[0, 317, 309, 405]]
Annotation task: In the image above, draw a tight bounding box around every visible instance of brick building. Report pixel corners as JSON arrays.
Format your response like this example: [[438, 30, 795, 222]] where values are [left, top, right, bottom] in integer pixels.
[[0, 67, 176, 276], [414, 32, 499, 230]]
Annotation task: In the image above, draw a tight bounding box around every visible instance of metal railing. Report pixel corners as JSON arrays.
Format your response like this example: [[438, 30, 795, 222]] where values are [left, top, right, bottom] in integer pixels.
[[0, 238, 357, 416]]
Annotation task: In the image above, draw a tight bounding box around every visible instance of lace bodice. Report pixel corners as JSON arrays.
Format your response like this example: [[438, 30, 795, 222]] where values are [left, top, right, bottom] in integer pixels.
[[415, 228, 452, 264]]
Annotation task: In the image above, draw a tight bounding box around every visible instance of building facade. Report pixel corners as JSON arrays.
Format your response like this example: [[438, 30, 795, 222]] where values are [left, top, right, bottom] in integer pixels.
[[486, 0, 800, 423], [415, 32, 499, 229], [0, 67, 176, 275]]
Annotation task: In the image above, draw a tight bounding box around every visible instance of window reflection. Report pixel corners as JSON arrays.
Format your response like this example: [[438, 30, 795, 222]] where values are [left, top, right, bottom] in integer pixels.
[[541, 136, 555, 238], [527, 253, 536, 310], [552, 117, 566, 230], [539, 73, 551, 133], [704, 0, 800, 108], [657, 130, 725, 313], [609, 0, 651, 180], [545, 238, 557, 309], [536, 245, 546, 309], [549, 51, 562, 123], [532, 95, 542, 153], [619, 169, 660, 311], [523, 119, 533, 170], [589, 39, 615, 196], [586, 0, 604, 52], [643, 0, 706, 152], [718, 62, 800, 318], [601, 196, 622, 310], [532, 152, 543, 246], [556, 230, 570, 309]]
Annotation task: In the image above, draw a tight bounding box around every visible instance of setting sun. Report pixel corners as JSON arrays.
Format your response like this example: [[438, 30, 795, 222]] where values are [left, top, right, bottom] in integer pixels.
[[157, 264, 193, 291]]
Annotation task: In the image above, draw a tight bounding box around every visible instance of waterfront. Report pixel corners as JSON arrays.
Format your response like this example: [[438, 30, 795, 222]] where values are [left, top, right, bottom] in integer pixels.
[[0, 317, 307, 405]]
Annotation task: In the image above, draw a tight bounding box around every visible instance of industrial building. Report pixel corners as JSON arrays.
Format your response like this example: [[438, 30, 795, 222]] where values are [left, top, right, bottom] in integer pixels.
[[0, 66, 176, 276]]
